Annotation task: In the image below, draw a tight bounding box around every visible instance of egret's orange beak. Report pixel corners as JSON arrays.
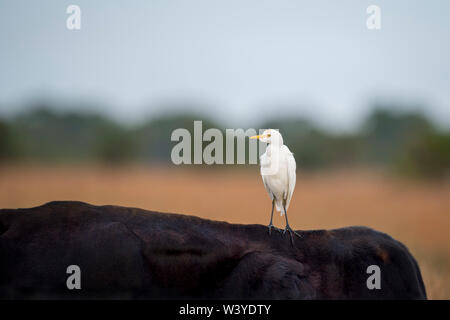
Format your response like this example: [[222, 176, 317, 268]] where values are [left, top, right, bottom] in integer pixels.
[[250, 135, 263, 140]]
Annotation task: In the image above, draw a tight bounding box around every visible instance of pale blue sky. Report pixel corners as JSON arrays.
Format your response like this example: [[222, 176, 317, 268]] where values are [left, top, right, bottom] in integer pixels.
[[0, 0, 449, 130]]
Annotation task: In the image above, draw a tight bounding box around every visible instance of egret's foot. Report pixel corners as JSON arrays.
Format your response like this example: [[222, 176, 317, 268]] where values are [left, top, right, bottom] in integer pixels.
[[267, 224, 282, 235], [283, 225, 302, 245]]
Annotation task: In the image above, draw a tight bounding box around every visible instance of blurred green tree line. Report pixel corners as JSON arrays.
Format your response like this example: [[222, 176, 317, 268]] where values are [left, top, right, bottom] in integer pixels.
[[0, 103, 449, 179]]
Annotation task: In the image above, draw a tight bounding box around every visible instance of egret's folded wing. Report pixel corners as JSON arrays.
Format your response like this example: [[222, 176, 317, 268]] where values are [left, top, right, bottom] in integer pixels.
[[282, 146, 296, 209], [261, 174, 274, 200], [260, 153, 274, 200]]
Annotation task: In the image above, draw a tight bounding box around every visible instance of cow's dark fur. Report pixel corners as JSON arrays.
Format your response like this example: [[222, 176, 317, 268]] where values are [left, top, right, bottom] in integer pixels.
[[0, 201, 426, 299]]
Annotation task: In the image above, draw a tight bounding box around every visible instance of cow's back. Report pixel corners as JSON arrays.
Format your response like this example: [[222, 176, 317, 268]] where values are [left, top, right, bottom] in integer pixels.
[[0, 201, 426, 299]]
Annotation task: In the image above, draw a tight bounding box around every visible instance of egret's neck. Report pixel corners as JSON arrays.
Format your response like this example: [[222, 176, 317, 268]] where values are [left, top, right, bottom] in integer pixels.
[[266, 143, 283, 155], [269, 138, 284, 148]]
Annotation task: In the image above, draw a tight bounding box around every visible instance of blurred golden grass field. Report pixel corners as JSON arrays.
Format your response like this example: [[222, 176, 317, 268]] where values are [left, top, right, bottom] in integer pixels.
[[1, 164, 449, 299]]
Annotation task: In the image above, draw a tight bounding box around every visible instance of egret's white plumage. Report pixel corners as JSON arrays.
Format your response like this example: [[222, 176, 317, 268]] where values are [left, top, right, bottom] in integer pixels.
[[250, 129, 301, 243], [260, 144, 296, 215]]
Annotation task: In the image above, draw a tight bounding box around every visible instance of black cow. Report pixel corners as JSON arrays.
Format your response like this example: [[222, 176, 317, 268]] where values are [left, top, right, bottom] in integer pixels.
[[0, 201, 426, 299]]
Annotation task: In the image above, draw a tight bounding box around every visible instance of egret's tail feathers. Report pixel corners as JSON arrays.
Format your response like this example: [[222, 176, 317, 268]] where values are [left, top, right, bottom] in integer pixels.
[[275, 200, 285, 216]]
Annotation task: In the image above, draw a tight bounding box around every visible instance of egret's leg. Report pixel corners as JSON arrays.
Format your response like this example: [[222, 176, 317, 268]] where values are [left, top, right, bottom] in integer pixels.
[[282, 202, 302, 245], [267, 199, 281, 235]]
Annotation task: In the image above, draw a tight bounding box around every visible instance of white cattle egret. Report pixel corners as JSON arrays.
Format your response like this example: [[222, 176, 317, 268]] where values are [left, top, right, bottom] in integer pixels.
[[250, 129, 301, 244]]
